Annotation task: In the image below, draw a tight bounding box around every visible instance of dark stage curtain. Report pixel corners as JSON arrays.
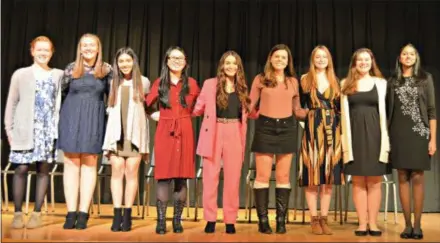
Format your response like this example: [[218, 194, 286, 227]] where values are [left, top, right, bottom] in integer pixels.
[[1, 0, 440, 212]]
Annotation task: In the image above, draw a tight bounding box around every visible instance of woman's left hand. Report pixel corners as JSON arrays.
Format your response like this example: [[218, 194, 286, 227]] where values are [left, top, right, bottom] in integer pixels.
[[428, 140, 437, 156]]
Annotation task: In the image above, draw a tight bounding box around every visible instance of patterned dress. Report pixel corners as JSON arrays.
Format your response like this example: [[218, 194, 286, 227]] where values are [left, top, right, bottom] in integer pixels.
[[299, 86, 343, 186], [390, 77, 431, 170], [9, 74, 57, 164]]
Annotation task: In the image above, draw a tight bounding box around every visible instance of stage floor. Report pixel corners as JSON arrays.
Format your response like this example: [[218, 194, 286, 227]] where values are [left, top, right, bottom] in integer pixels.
[[1, 203, 440, 242]]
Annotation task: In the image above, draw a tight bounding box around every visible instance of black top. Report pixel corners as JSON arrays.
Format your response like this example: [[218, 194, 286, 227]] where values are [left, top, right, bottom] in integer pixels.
[[216, 92, 241, 118]]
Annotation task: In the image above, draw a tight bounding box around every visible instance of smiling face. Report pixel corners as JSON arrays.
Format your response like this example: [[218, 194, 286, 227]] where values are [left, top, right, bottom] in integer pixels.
[[80, 36, 99, 61], [313, 48, 328, 70], [399, 45, 417, 68], [117, 53, 134, 76], [223, 55, 238, 78], [167, 49, 186, 73], [355, 51, 372, 75], [270, 49, 289, 72], [31, 41, 53, 65]]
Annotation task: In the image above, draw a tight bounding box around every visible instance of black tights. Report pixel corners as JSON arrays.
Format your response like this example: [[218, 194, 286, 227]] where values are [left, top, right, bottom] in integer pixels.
[[156, 178, 187, 202], [397, 169, 424, 230], [13, 162, 50, 212]]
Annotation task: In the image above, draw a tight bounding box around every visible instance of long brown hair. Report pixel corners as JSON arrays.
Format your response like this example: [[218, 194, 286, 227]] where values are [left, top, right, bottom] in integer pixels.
[[108, 47, 145, 107], [341, 48, 383, 95], [72, 33, 109, 79], [301, 45, 340, 102], [261, 44, 295, 88], [216, 51, 251, 112]]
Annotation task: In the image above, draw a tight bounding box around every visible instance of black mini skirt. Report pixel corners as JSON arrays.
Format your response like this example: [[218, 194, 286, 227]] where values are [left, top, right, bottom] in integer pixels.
[[251, 114, 296, 154]]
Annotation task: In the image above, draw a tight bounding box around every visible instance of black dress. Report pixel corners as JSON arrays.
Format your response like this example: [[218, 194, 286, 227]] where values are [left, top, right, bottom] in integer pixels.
[[389, 77, 431, 170], [344, 85, 391, 176]]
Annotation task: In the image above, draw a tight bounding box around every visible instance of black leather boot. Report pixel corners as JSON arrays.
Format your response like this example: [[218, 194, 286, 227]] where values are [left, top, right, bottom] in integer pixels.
[[155, 200, 168, 234], [111, 208, 122, 232], [121, 208, 132, 232], [63, 211, 77, 229], [275, 188, 290, 234], [75, 211, 89, 230], [254, 188, 272, 234], [172, 200, 185, 233]]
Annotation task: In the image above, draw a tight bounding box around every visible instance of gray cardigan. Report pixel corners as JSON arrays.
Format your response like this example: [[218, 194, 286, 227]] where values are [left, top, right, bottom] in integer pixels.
[[4, 65, 64, 150]]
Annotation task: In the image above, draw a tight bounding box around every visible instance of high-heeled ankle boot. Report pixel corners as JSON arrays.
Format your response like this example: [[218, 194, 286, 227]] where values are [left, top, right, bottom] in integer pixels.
[[63, 211, 77, 229], [275, 188, 290, 234], [155, 200, 168, 234], [111, 208, 122, 232], [121, 208, 132, 232], [75, 211, 89, 230], [172, 200, 185, 233], [254, 188, 272, 234]]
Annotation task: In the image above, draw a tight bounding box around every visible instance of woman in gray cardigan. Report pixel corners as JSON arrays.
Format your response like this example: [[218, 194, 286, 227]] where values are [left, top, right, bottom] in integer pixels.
[[102, 47, 150, 232], [387, 44, 437, 240], [4, 36, 63, 229]]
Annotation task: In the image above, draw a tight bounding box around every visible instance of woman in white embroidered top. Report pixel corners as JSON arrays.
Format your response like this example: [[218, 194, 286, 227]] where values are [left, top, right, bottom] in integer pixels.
[[4, 36, 63, 229], [102, 47, 150, 232], [340, 48, 390, 237]]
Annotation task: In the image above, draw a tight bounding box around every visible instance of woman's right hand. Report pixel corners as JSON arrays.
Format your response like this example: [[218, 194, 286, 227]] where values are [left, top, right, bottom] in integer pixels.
[[150, 111, 160, 122]]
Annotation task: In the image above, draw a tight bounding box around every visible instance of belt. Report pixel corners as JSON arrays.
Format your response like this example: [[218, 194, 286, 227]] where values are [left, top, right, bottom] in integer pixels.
[[216, 118, 239, 123]]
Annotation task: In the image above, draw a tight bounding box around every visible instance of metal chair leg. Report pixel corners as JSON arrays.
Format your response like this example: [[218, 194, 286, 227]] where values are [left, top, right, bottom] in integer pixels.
[[301, 187, 305, 224], [393, 182, 398, 224], [344, 183, 350, 222], [136, 186, 141, 216], [194, 178, 199, 221], [25, 174, 32, 215], [97, 178, 101, 216], [334, 186, 338, 221], [50, 174, 55, 212], [186, 179, 190, 218], [244, 182, 250, 219], [142, 177, 147, 219], [248, 187, 253, 223], [384, 183, 389, 222], [3, 172, 10, 211], [339, 186, 343, 225]]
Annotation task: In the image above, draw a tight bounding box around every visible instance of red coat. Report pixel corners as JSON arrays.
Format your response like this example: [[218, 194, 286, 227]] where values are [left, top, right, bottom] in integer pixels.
[[192, 78, 248, 161], [146, 77, 200, 179]]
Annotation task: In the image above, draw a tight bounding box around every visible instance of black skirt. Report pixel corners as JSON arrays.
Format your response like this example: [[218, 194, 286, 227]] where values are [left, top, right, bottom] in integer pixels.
[[251, 114, 296, 154]]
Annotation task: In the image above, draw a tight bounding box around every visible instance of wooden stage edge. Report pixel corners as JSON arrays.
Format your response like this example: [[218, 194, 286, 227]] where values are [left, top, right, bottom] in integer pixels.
[[1, 203, 440, 242]]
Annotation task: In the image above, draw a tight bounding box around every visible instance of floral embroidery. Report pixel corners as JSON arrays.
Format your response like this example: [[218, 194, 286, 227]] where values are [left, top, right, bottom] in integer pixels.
[[395, 77, 430, 139]]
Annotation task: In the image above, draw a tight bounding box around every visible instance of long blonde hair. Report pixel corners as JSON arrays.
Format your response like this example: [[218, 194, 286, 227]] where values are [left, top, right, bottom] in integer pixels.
[[301, 45, 340, 103], [72, 33, 109, 79]]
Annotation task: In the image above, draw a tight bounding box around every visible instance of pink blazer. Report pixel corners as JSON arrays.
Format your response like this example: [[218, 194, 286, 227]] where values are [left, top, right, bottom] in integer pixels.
[[192, 78, 248, 161]]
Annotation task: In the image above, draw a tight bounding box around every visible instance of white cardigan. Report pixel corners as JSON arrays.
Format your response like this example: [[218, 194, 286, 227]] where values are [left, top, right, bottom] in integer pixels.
[[340, 77, 390, 164], [102, 76, 150, 155]]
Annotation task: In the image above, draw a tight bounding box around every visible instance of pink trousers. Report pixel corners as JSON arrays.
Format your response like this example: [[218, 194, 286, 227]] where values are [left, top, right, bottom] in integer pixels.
[[202, 121, 243, 224]]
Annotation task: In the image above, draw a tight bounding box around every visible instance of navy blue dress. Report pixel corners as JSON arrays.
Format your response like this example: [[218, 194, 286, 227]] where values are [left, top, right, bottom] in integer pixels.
[[57, 62, 112, 154]]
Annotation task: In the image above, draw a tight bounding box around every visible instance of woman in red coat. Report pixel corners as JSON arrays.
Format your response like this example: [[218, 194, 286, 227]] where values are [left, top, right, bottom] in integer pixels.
[[146, 46, 200, 235]]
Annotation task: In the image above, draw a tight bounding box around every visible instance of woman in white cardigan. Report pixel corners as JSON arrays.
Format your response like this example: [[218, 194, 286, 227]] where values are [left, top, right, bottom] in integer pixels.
[[102, 47, 150, 232], [340, 48, 390, 237]]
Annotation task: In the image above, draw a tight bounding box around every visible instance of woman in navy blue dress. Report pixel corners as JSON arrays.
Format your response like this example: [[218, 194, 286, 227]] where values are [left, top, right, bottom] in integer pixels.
[[58, 33, 112, 230]]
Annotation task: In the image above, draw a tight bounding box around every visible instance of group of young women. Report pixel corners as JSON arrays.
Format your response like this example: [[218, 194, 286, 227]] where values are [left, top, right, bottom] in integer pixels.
[[4, 33, 436, 240]]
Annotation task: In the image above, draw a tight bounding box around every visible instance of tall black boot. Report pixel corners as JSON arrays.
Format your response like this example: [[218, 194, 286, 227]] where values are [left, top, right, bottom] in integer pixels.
[[172, 200, 185, 233], [254, 188, 272, 234], [275, 188, 291, 234], [121, 208, 132, 232], [155, 200, 168, 234], [111, 208, 123, 232]]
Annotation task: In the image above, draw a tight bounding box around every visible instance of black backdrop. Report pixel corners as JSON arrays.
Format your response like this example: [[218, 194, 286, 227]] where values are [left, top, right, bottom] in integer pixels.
[[1, 0, 440, 212]]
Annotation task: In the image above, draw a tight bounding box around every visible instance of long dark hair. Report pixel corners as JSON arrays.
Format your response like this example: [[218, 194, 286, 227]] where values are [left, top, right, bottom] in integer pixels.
[[108, 47, 144, 107], [261, 44, 296, 88], [216, 51, 251, 112], [158, 46, 190, 108], [394, 43, 427, 86]]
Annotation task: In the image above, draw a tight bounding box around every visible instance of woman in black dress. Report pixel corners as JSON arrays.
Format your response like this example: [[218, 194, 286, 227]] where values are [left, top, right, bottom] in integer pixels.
[[340, 48, 390, 237], [387, 44, 436, 240], [58, 33, 112, 230]]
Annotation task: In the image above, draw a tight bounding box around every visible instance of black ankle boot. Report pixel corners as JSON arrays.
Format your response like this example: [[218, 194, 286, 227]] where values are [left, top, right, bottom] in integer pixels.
[[75, 211, 89, 230], [172, 200, 185, 233], [226, 224, 236, 234], [121, 208, 132, 232], [275, 188, 290, 234], [254, 188, 272, 234], [204, 221, 216, 233], [63, 211, 77, 229], [111, 208, 123, 232], [156, 200, 168, 234]]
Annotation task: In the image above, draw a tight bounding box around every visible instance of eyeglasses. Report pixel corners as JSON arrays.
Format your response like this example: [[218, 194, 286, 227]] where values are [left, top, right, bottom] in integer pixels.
[[168, 56, 186, 62]]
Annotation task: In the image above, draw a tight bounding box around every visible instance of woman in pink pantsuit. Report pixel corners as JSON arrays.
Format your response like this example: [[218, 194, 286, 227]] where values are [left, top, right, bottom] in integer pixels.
[[192, 51, 250, 234]]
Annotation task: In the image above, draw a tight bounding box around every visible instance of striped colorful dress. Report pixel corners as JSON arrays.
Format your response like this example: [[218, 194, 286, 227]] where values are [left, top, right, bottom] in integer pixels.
[[298, 86, 344, 186]]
